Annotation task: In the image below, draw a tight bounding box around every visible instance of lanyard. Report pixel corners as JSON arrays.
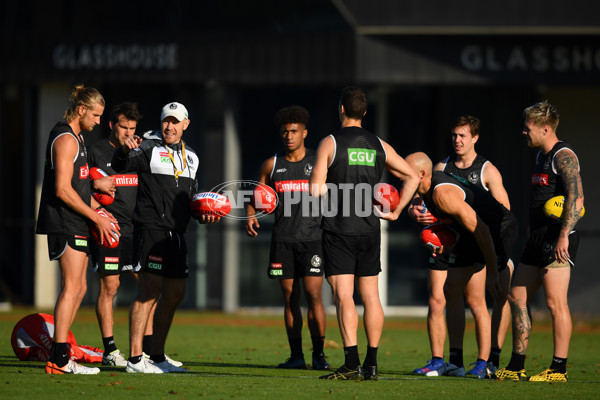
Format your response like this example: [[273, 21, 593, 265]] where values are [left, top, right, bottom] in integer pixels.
[[166, 142, 187, 180]]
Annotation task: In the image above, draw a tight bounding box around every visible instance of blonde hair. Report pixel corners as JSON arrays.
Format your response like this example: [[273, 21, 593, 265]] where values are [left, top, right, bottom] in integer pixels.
[[63, 84, 105, 122], [523, 100, 559, 131]]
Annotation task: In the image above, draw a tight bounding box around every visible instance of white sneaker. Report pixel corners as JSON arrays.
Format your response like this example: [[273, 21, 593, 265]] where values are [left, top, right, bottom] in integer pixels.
[[153, 360, 188, 373], [126, 358, 164, 374], [143, 352, 183, 367], [165, 354, 183, 367], [46, 359, 100, 375], [102, 349, 128, 367]]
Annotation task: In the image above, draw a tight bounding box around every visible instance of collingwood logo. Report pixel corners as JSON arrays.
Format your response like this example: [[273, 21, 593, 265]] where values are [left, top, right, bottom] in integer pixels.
[[468, 171, 479, 184], [304, 163, 313, 176], [311, 255, 322, 267]]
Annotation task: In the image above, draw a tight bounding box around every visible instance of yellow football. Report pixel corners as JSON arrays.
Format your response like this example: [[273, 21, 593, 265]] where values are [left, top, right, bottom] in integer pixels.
[[543, 195, 585, 221]]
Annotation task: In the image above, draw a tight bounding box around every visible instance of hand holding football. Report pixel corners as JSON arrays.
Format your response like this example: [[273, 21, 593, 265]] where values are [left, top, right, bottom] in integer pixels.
[[89, 167, 115, 206], [419, 223, 457, 250], [374, 183, 400, 212], [191, 192, 231, 218], [89, 209, 119, 249]]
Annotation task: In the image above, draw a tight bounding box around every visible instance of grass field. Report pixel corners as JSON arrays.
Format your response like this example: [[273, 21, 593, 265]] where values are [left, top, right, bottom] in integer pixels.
[[1, 307, 599, 399]]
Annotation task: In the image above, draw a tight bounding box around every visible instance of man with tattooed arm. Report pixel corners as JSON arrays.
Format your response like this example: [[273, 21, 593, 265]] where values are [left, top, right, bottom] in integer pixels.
[[492, 101, 584, 382]]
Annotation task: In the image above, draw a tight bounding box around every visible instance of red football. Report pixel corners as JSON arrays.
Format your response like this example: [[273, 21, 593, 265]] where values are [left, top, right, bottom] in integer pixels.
[[90, 209, 119, 249], [374, 183, 400, 212], [253, 184, 278, 214], [419, 223, 457, 249], [89, 167, 114, 206], [191, 192, 231, 217]]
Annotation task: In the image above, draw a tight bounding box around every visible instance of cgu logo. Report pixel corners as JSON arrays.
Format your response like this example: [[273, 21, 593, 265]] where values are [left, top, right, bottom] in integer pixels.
[[348, 148, 376, 166]]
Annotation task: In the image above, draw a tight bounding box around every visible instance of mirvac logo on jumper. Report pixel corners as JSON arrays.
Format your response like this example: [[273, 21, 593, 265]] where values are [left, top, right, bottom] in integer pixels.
[[348, 148, 376, 166]]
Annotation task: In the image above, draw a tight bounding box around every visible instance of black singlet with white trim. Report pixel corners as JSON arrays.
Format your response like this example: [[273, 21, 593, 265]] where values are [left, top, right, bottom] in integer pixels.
[[88, 139, 138, 236], [321, 127, 386, 235], [36, 121, 91, 236], [269, 148, 321, 242], [440, 154, 489, 191], [529, 141, 578, 230]]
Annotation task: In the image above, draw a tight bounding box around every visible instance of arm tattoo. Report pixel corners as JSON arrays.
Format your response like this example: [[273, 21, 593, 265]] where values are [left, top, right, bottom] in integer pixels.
[[554, 150, 584, 236], [510, 298, 531, 355]]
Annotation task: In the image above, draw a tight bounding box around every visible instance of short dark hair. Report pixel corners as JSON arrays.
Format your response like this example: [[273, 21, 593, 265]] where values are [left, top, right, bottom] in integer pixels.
[[339, 86, 367, 119], [110, 102, 143, 125], [274, 105, 309, 128], [451, 115, 480, 137]]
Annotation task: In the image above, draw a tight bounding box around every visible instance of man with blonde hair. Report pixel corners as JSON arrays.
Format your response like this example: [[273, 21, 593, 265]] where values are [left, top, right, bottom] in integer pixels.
[[493, 101, 584, 382], [37, 85, 118, 374]]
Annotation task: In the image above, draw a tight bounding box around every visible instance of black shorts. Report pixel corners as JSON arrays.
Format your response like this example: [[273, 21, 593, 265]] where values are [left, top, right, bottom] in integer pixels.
[[268, 240, 324, 280], [47, 233, 90, 260], [322, 230, 381, 277], [429, 218, 518, 272], [92, 236, 140, 275], [136, 230, 189, 279], [520, 225, 579, 268]]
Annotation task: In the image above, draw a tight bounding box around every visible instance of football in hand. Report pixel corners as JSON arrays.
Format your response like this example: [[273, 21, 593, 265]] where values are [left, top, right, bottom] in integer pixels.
[[89, 209, 119, 249], [419, 223, 457, 250], [89, 167, 115, 206], [253, 184, 278, 214], [543, 195, 585, 221], [191, 192, 231, 218], [374, 183, 400, 212]]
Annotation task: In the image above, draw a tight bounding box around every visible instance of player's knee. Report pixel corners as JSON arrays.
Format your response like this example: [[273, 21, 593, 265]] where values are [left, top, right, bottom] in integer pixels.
[[429, 296, 446, 313], [546, 297, 569, 316], [304, 288, 323, 305], [102, 281, 120, 297]]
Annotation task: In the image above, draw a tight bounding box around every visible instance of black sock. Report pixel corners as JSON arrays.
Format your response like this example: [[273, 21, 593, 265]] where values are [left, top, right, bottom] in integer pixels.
[[343, 345, 360, 369], [289, 337, 303, 358], [102, 336, 117, 354], [129, 355, 142, 364], [363, 346, 378, 367], [506, 352, 526, 371], [311, 336, 325, 356], [142, 335, 153, 355], [54, 342, 69, 368], [49, 343, 56, 363], [550, 356, 567, 373], [449, 348, 463, 368], [150, 354, 166, 363], [489, 347, 502, 368]]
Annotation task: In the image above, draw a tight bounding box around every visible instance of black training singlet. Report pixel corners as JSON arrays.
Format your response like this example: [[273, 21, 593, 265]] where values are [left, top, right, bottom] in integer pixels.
[[36, 121, 91, 236], [440, 154, 489, 192], [424, 171, 515, 244], [270, 148, 321, 242], [529, 141, 578, 230], [88, 139, 138, 236], [321, 127, 386, 234]]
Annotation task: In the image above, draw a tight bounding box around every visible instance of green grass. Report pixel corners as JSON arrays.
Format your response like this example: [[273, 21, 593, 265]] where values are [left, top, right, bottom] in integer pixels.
[[1, 307, 599, 399]]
